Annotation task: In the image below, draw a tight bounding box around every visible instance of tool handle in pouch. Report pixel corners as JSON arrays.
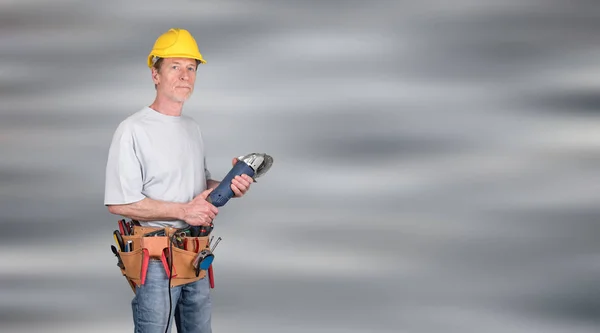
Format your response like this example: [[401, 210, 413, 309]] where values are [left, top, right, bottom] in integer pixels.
[[208, 160, 255, 207], [193, 249, 214, 277], [208, 265, 215, 288]]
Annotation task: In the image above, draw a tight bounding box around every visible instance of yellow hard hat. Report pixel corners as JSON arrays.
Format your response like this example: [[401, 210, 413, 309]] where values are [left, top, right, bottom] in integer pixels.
[[147, 28, 206, 68]]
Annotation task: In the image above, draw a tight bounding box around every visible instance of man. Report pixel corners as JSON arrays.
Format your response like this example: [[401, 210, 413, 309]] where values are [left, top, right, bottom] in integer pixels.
[[104, 28, 253, 333]]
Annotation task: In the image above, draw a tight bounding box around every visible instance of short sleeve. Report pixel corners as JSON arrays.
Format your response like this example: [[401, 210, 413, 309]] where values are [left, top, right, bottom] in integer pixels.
[[196, 124, 212, 181], [104, 122, 146, 205]]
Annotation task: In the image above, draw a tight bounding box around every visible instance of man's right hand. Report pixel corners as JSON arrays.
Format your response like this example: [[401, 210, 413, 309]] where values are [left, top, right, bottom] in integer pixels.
[[182, 189, 219, 226]]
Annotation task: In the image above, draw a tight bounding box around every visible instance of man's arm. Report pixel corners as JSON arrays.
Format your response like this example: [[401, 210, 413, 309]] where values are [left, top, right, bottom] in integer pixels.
[[107, 189, 218, 226], [107, 197, 185, 222]]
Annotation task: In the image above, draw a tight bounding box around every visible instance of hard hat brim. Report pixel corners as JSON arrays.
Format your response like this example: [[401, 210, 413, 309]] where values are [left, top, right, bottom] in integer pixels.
[[147, 54, 206, 68]]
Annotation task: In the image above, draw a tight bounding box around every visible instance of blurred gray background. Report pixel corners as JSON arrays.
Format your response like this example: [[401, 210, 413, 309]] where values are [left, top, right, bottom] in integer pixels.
[[1, 0, 599, 332]]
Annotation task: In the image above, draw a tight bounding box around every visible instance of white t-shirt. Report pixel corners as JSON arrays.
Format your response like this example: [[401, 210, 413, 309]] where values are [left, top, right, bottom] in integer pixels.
[[104, 106, 211, 228]]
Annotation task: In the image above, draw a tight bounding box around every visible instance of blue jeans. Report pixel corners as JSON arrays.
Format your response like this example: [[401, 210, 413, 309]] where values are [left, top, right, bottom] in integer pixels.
[[132, 260, 212, 333]]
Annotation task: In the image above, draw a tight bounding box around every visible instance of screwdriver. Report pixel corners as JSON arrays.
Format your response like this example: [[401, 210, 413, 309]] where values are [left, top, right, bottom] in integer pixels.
[[113, 230, 124, 252], [211, 237, 222, 252]]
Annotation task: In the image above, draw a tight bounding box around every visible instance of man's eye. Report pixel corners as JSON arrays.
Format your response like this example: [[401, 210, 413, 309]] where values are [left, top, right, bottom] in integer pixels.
[[188, 67, 195, 71], [172, 65, 179, 69]]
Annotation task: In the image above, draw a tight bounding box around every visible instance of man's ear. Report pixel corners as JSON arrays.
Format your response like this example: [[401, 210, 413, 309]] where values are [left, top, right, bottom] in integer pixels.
[[151, 67, 160, 85]]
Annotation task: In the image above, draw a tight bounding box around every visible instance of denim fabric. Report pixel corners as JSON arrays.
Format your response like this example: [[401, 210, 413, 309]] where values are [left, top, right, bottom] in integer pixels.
[[132, 260, 212, 333]]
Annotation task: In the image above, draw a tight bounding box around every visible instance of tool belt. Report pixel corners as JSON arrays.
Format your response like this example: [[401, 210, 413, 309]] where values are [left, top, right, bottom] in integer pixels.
[[112, 222, 212, 293]]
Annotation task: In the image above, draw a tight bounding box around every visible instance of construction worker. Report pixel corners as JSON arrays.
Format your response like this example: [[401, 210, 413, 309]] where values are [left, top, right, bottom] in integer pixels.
[[104, 28, 253, 333]]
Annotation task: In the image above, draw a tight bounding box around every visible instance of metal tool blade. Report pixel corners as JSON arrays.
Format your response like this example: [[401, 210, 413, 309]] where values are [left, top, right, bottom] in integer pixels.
[[255, 154, 273, 179], [240, 153, 273, 180]]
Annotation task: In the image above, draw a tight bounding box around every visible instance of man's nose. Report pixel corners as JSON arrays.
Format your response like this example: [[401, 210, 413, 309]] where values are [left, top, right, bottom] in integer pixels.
[[180, 70, 189, 81]]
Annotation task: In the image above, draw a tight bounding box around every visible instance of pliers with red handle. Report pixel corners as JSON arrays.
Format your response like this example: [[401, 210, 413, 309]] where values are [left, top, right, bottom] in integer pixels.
[[140, 249, 150, 285], [161, 248, 177, 278], [208, 265, 214, 288]]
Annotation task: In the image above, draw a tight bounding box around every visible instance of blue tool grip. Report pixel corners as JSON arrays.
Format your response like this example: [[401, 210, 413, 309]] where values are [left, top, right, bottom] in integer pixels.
[[199, 254, 214, 270], [208, 160, 255, 207]]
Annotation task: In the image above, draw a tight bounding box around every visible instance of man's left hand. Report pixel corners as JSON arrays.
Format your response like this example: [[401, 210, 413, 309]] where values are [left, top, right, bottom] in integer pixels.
[[231, 158, 253, 197]]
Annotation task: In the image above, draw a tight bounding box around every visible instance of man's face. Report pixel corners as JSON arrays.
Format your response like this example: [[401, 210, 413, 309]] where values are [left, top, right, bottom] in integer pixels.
[[152, 57, 197, 103]]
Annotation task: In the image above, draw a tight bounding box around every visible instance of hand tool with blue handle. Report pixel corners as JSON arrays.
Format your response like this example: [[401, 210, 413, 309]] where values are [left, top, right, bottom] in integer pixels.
[[185, 153, 273, 237], [207, 153, 273, 207]]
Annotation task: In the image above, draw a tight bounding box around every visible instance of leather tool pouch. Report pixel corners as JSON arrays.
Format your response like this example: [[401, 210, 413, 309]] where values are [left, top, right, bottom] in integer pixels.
[[115, 226, 211, 293]]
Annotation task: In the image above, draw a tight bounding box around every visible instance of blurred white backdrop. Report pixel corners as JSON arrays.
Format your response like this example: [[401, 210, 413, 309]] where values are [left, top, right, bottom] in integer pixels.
[[0, 0, 599, 332]]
